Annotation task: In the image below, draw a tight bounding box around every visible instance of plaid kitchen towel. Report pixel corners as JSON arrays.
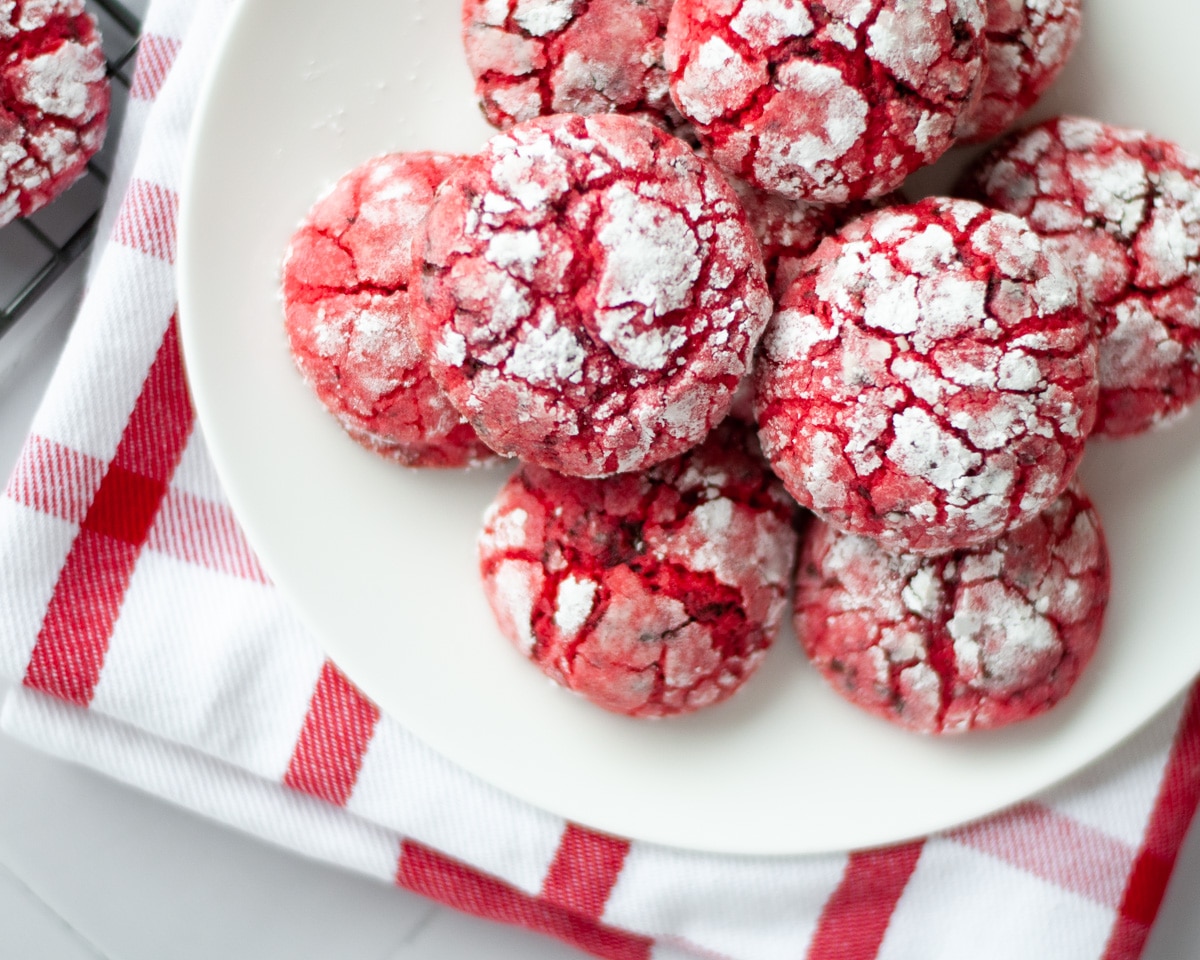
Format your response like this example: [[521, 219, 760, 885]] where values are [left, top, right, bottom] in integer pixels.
[[1, 1, 1199, 958]]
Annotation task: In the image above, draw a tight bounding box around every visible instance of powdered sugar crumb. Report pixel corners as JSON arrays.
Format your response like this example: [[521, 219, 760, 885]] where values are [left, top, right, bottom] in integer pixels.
[[554, 575, 598, 638]]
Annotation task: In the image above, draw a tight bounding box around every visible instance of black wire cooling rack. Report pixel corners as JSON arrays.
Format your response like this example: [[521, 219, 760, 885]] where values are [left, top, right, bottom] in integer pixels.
[[0, 0, 143, 344]]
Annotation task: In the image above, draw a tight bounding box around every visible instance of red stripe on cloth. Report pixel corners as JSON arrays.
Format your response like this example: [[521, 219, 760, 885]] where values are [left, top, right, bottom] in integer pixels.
[[951, 801, 1137, 909], [112, 180, 179, 263], [7, 436, 270, 585], [7, 434, 269, 585], [4, 435, 105, 524], [1101, 685, 1200, 960], [148, 489, 271, 584], [541, 825, 630, 918], [283, 662, 379, 806], [82, 466, 165, 545], [806, 842, 924, 960], [397, 841, 653, 960], [129, 34, 182, 101], [113, 325, 195, 479], [23, 533, 141, 704], [23, 318, 194, 705]]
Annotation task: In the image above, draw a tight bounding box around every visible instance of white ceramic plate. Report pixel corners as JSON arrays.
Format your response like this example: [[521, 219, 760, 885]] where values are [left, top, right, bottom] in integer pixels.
[[178, 0, 1200, 856]]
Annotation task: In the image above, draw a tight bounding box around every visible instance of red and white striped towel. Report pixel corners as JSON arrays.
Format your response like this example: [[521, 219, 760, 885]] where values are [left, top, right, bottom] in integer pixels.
[[2, 1, 1199, 958]]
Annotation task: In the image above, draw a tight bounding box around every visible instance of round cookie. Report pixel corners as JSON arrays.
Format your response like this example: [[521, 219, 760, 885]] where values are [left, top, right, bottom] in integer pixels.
[[955, 0, 1082, 142], [795, 482, 1110, 734], [663, 0, 987, 203], [961, 116, 1200, 437], [0, 0, 110, 227], [754, 197, 1098, 556], [282, 152, 497, 468], [461, 0, 683, 132], [478, 424, 799, 718], [415, 112, 773, 478]]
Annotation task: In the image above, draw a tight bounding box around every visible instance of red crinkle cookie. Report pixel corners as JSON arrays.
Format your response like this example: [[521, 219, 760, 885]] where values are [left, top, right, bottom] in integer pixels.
[[755, 197, 1098, 555], [795, 482, 1109, 734], [461, 0, 684, 132], [961, 117, 1200, 437], [663, 0, 986, 203], [0, 0, 109, 227], [478, 425, 799, 718], [415, 112, 773, 478], [954, 0, 1081, 143], [282, 152, 497, 468]]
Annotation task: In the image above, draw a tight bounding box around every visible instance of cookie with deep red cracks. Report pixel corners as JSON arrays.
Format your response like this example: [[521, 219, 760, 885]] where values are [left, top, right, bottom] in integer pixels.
[[282, 152, 498, 468], [415, 112, 773, 478], [754, 197, 1098, 556], [478, 423, 799, 718], [461, 0, 684, 132], [961, 117, 1200, 438], [795, 481, 1110, 734], [0, 0, 110, 227], [663, 0, 987, 203], [954, 0, 1082, 143]]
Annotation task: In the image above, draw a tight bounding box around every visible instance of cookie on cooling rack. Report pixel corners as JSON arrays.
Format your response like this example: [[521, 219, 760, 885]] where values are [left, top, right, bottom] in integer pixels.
[[0, 0, 110, 226]]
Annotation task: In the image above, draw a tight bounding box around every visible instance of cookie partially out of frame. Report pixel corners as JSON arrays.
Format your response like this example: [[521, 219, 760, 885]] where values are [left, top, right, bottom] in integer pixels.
[[0, 0, 110, 226]]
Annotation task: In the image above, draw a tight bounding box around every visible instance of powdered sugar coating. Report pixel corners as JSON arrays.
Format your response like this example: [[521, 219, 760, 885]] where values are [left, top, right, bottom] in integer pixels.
[[416, 113, 773, 477], [0, 0, 108, 226], [955, 0, 1081, 142], [664, 0, 986, 203], [461, 0, 684, 132], [795, 482, 1109, 733], [282, 153, 497, 468], [962, 117, 1200, 437], [755, 197, 1098, 555], [478, 425, 799, 718]]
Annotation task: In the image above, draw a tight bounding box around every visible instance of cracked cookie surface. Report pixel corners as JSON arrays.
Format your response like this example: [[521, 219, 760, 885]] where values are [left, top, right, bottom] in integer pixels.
[[795, 482, 1109, 733], [415, 112, 772, 477], [955, 0, 1082, 142], [462, 0, 684, 133], [478, 424, 798, 717], [282, 152, 498, 468], [962, 116, 1200, 437], [754, 197, 1098, 555], [664, 0, 987, 203]]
